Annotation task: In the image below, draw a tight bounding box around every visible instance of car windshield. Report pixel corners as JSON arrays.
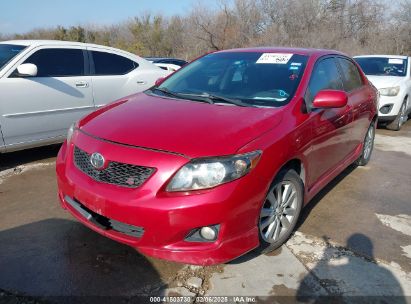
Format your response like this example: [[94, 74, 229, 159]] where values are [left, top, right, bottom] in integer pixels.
[[355, 57, 408, 77], [153, 52, 308, 107], [0, 44, 27, 70]]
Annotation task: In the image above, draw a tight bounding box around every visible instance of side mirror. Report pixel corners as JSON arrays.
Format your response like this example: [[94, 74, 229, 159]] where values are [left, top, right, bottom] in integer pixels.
[[16, 63, 38, 77], [155, 77, 165, 86], [312, 90, 348, 109]]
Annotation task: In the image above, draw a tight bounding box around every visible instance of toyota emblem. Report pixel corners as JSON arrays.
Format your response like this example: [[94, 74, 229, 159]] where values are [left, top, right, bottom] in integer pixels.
[[90, 152, 105, 170]]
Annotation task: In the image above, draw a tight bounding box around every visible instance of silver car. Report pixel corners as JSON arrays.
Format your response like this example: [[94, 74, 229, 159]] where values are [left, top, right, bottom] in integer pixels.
[[0, 40, 168, 153]]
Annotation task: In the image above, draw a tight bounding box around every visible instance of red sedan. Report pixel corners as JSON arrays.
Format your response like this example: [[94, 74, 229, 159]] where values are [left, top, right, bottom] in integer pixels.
[[56, 48, 378, 265]]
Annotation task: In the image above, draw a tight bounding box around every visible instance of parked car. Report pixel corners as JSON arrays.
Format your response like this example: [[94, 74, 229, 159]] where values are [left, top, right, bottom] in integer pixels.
[[0, 40, 169, 153], [57, 47, 378, 265], [354, 55, 411, 130], [145, 57, 188, 72]]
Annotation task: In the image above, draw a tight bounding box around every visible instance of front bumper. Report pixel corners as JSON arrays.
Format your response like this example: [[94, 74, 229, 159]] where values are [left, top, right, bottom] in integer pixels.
[[56, 130, 266, 265], [378, 95, 404, 119], [377, 115, 397, 123]]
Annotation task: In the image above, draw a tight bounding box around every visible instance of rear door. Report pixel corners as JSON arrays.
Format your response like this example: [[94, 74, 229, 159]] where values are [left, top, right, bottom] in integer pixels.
[[305, 56, 354, 187], [87, 48, 143, 107], [0, 46, 94, 148]]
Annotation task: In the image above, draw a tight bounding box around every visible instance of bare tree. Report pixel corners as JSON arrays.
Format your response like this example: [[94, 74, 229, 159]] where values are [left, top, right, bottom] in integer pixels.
[[1, 0, 409, 58]]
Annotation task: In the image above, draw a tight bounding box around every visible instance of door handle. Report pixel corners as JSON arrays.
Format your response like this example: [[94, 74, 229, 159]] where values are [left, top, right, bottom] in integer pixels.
[[75, 81, 89, 88]]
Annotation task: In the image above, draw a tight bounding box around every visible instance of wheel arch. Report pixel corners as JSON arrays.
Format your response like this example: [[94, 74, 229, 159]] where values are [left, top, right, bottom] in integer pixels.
[[277, 158, 306, 187]]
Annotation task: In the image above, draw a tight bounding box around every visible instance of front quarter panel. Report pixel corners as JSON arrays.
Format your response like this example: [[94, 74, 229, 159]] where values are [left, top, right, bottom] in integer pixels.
[[236, 103, 310, 202]]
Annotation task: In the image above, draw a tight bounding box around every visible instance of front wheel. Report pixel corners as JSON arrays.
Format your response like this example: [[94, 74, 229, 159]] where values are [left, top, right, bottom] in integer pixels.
[[256, 169, 303, 253], [387, 99, 408, 131], [356, 122, 375, 166]]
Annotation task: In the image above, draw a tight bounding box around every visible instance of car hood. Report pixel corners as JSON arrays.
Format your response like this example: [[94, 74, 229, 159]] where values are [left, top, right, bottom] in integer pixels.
[[365, 75, 405, 89], [79, 93, 283, 158]]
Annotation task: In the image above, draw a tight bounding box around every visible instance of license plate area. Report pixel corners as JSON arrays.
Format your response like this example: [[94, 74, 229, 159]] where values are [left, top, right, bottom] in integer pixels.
[[65, 195, 144, 238]]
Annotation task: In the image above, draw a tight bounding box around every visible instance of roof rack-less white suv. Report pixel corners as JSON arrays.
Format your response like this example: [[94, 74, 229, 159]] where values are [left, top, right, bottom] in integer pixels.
[[354, 55, 411, 131], [0, 40, 169, 152]]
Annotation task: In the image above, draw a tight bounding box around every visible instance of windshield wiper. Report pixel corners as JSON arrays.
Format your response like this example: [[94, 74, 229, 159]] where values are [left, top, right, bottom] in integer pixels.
[[150, 87, 185, 99], [151, 88, 254, 107], [150, 87, 215, 104], [179, 92, 253, 107]]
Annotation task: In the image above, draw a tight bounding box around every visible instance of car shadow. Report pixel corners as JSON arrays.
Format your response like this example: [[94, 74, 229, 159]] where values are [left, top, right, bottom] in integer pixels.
[[229, 164, 358, 265], [295, 163, 357, 231], [0, 219, 168, 302], [296, 234, 406, 303], [0, 144, 61, 172], [30, 77, 84, 98]]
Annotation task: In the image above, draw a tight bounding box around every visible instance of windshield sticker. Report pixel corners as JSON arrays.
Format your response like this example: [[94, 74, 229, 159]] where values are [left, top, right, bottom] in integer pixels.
[[388, 58, 404, 64], [256, 53, 293, 64]]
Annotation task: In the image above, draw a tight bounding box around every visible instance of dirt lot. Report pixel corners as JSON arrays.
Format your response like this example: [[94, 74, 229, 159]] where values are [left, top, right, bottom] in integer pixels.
[[0, 121, 410, 303]]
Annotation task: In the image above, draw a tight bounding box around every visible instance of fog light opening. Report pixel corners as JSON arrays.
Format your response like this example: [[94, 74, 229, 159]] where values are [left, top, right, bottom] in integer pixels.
[[185, 224, 220, 242], [379, 104, 393, 114], [200, 226, 217, 240]]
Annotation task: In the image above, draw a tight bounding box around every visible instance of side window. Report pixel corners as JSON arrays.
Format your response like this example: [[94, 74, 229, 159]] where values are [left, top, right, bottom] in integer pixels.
[[23, 48, 84, 77], [91, 51, 138, 75], [337, 58, 363, 92], [307, 57, 344, 104]]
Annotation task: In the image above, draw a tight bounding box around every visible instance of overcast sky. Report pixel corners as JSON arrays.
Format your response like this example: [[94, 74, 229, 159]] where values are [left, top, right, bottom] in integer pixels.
[[0, 0, 222, 35]]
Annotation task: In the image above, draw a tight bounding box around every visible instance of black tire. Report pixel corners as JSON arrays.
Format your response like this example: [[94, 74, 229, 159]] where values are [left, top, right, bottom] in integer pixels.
[[356, 121, 375, 166], [256, 169, 303, 254], [387, 98, 408, 131]]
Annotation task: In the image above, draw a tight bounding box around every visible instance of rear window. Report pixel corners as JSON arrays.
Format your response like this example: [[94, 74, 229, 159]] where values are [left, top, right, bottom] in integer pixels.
[[0, 44, 26, 70], [91, 51, 138, 75], [355, 57, 408, 77]]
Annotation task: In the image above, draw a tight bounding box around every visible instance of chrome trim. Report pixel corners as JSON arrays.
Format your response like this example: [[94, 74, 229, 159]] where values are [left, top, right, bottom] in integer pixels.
[[3, 105, 96, 118], [64, 195, 93, 221]]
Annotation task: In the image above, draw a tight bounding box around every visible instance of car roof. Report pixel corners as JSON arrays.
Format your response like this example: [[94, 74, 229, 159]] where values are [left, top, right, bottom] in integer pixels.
[[0, 40, 135, 54], [354, 54, 409, 59], [1, 40, 94, 47], [217, 47, 347, 57]]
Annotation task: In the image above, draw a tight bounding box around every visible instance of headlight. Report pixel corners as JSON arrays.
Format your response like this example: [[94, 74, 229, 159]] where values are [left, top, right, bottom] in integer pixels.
[[166, 151, 261, 192], [66, 122, 76, 144], [379, 86, 400, 96]]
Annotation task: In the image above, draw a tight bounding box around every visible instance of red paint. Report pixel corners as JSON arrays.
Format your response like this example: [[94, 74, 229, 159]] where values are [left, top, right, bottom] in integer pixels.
[[154, 77, 165, 86], [56, 47, 378, 265], [312, 90, 348, 108]]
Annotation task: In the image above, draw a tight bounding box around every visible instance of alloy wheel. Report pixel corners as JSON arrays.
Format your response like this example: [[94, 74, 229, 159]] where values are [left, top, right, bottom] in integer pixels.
[[259, 181, 298, 243], [363, 125, 374, 160], [399, 103, 407, 128]]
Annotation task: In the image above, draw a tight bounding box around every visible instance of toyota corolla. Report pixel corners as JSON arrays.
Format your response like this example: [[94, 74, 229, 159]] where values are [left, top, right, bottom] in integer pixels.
[[56, 47, 378, 265]]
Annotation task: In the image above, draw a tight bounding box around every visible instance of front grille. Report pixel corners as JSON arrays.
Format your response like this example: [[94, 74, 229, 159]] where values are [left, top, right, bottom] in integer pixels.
[[73, 146, 154, 188]]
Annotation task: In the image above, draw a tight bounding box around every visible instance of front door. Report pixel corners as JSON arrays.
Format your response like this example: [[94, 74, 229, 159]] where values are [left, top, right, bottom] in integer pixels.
[[304, 57, 354, 188]]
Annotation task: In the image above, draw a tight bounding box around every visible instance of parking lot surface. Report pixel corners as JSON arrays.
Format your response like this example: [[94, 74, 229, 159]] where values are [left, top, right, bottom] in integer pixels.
[[1, 122, 410, 302]]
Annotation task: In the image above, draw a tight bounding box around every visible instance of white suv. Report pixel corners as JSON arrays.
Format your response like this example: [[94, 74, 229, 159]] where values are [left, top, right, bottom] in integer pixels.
[[0, 40, 168, 152], [354, 55, 411, 130]]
